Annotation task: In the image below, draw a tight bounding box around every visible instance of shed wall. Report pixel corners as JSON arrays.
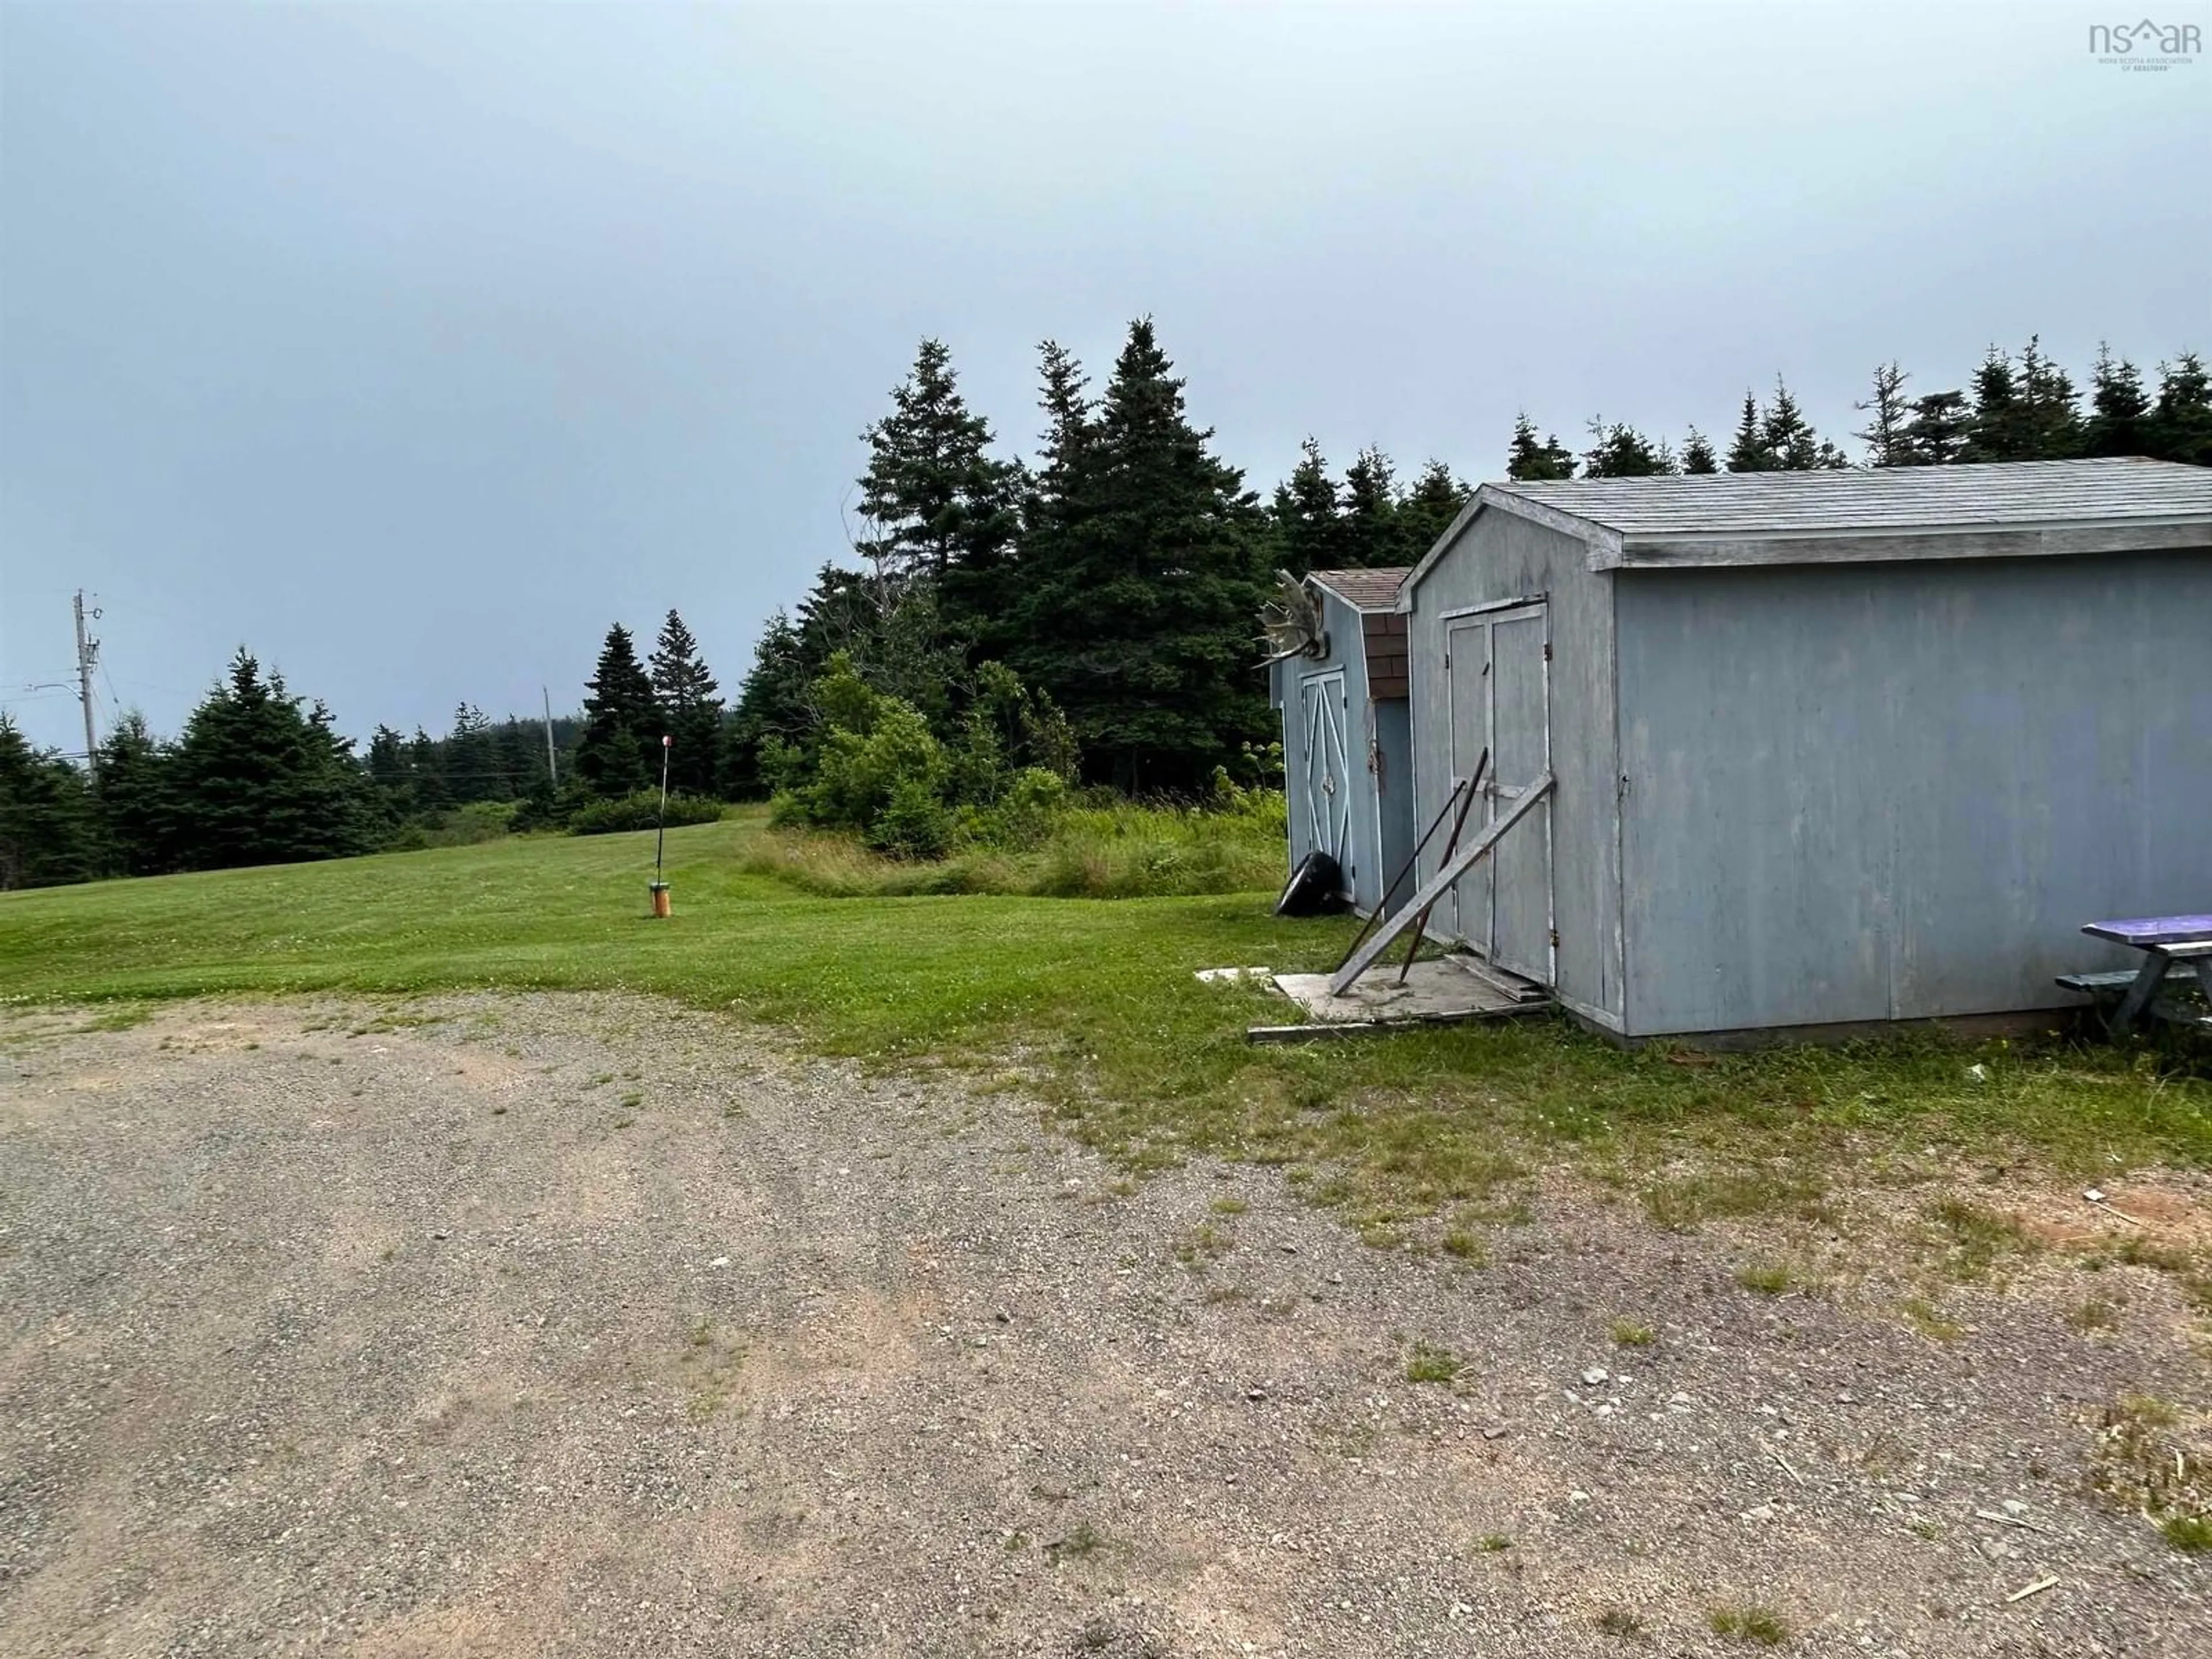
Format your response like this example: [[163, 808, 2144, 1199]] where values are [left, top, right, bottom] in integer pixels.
[[1274, 589, 1393, 913], [1408, 512, 1623, 1024], [1615, 549, 2212, 1035]]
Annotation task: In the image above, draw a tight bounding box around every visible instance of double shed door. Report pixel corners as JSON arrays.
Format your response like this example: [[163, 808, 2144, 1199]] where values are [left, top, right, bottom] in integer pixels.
[[1443, 601, 1554, 984]]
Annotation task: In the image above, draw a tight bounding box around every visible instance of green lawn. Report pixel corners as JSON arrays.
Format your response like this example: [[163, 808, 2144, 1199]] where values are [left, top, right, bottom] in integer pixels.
[[4, 810, 2209, 1235]]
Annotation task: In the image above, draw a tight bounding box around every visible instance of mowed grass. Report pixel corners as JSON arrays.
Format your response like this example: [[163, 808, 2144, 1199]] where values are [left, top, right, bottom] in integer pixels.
[[4, 809, 2210, 1233]]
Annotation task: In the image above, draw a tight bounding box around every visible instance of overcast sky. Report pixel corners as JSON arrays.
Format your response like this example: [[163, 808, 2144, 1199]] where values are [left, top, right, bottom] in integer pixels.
[[3, 2, 2207, 753]]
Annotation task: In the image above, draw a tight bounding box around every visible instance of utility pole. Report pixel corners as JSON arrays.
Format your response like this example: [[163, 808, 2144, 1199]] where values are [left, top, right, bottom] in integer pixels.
[[72, 590, 100, 779], [541, 686, 558, 789]]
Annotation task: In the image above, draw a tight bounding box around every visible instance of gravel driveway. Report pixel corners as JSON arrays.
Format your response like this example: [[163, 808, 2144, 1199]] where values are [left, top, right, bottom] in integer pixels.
[[1, 994, 2206, 1657]]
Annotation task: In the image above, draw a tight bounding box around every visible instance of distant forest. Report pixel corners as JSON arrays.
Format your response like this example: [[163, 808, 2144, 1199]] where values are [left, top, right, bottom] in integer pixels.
[[4, 329, 2207, 888]]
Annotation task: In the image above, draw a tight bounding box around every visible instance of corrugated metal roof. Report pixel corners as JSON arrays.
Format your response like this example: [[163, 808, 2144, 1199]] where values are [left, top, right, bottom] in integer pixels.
[[1488, 457, 2212, 537], [1307, 567, 1410, 611]]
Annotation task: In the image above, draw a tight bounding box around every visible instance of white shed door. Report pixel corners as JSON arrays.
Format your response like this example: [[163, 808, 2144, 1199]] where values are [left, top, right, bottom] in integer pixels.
[[1442, 601, 1554, 984], [1485, 604, 1554, 985], [1298, 669, 1353, 880]]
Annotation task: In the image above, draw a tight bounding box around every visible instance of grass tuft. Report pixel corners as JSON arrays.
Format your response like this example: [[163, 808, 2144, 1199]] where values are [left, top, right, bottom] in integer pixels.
[[1708, 1605, 1790, 1646], [1404, 1341, 1460, 1384]]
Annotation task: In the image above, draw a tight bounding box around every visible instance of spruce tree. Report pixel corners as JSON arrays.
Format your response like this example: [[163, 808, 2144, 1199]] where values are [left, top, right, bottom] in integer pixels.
[[1581, 419, 1676, 478], [2015, 336, 2082, 459], [1963, 346, 2025, 461], [648, 608, 723, 794], [163, 651, 375, 870], [857, 339, 1023, 661], [2084, 345, 2152, 457], [1724, 392, 1770, 472], [1268, 437, 1346, 574], [446, 703, 498, 803], [2149, 352, 2212, 464], [1012, 318, 1270, 791], [1396, 460, 1471, 559], [721, 611, 812, 797], [1339, 447, 1401, 566], [1759, 379, 1843, 469], [1505, 414, 1576, 480], [1897, 389, 1971, 465], [1854, 362, 1912, 465], [1680, 429, 1719, 474], [0, 716, 103, 888], [93, 710, 175, 876], [574, 624, 657, 797], [407, 726, 451, 812]]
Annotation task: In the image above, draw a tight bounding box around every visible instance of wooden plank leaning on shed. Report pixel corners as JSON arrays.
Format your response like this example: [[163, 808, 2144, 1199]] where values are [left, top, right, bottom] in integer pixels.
[[1328, 770, 1554, 997]]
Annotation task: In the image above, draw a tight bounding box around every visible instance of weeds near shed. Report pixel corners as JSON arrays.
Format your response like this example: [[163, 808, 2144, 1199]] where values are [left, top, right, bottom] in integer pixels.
[[1639, 1166, 1829, 1233], [1899, 1296, 1962, 1341], [1927, 1198, 2038, 1281], [1045, 1522, 1110, 1565], [2088, 1392, 2211, 1551], [1735, 1262, 1795, 1295], [1708, 1605, 1790, 1646], [1404, 1341, 1460, 1384]]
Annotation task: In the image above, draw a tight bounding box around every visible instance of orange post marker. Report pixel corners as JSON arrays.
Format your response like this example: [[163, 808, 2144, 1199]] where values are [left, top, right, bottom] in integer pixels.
[[649, 881, 672, 919]]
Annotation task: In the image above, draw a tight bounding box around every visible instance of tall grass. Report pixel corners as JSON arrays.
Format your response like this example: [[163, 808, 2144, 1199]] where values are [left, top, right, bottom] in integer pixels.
[[737, 796, 1288, 899]]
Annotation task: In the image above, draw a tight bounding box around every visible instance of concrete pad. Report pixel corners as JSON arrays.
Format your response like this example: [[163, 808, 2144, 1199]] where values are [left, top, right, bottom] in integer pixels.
[[1270, 956, 1537, 1025]]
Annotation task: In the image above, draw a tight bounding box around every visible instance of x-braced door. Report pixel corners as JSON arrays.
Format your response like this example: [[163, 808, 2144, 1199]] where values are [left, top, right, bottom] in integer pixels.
[[1298, 669, 1352, 883]]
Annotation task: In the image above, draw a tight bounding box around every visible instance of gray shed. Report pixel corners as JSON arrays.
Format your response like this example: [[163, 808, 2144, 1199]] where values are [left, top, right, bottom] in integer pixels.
[[1392, 457, 2212, 1040], [1268, 567, 1416, 915]]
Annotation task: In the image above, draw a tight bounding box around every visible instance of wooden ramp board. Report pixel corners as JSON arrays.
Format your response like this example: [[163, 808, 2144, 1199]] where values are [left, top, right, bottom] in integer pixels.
[[1252, 958, 1547, 1043]]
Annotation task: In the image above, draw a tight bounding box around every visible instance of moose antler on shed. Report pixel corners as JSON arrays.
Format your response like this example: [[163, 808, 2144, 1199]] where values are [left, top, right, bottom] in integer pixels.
[[1258, 570, 1328, 665]]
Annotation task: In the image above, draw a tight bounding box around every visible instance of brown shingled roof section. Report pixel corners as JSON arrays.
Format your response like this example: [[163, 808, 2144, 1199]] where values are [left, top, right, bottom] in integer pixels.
[[1306, 567, 1411, 612]]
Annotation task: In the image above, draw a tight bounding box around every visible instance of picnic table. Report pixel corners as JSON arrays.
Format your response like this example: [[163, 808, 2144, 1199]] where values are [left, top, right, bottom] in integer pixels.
[[2058, 915, 2212, 1036]]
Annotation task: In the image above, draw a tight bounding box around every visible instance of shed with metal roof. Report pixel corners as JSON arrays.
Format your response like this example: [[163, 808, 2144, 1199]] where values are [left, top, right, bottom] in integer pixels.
[[1389, 457, 2212, 1040], [1266, 567, 1416, 916]]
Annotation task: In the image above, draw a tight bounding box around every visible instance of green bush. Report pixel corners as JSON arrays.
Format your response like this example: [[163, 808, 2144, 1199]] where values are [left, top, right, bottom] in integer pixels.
[[381, 799, 521, 853], [867, 778, 955, 861], [566, 791, 726, 836], [956, 766, 1070, 850], [806, 699, 947, 832]]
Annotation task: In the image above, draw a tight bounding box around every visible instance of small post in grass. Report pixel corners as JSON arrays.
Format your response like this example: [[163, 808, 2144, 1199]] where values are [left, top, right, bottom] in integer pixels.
[[649, 734, 673, 918]]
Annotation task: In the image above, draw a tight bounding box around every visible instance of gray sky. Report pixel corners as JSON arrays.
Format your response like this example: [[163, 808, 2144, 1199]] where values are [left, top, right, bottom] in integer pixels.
[[3, 2, 2207, 754]]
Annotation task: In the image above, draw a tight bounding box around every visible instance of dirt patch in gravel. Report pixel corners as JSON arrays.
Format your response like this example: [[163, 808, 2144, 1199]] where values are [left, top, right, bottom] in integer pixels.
[[1, 994, 2206, 1658]]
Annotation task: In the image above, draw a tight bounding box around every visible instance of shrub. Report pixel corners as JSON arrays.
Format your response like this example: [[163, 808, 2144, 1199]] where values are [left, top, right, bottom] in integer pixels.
[[380, 799, 520, 852], [957, 766, 1070, 850], [866, 778, 954, 861], [805, 699, 946, 831], [566, 791, 725, 836]]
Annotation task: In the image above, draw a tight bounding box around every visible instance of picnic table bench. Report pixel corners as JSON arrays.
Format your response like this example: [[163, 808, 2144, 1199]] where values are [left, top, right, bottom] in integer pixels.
[[2058, 915, 2212, 1036]]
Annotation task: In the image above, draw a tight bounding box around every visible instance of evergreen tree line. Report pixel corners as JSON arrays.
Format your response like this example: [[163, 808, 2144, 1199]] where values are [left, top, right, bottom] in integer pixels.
[[0, 605, 734, 889], [1, 652, 385, 886], [1508, 339, 2212, 480], [728, 320, 1473, 807], [8, 328, 2206, 888]]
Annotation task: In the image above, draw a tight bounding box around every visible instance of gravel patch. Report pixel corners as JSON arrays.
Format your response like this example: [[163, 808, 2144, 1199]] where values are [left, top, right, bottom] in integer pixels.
[[1, 994, 2206, 1657]]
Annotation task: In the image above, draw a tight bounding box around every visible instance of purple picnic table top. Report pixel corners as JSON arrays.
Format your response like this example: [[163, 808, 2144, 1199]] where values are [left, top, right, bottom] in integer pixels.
[[2083, 915, 2212, 949]]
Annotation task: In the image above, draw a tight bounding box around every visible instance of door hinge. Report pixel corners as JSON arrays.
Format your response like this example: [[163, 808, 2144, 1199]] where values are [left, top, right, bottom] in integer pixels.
[[1442, 652, 1450, 671], [1542, 641, 1552, 662], [1550, 927, 1561, 948]]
